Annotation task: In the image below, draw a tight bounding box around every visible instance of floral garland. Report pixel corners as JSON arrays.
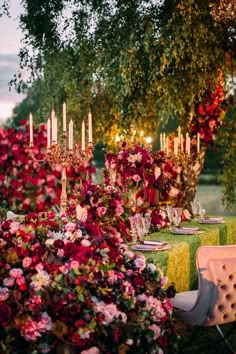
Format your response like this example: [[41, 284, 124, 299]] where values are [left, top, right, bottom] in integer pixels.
[[190, 84, 229, 145], [0, 212, 178, 353]]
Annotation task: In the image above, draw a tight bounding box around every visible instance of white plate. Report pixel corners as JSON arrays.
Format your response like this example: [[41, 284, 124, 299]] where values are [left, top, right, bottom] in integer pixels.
[[143, 240, 167, 246], [131, 244, 171, 252], [199, 218, 225, 224], [171, 228, 203, 235], [180, 227, 199, 231]]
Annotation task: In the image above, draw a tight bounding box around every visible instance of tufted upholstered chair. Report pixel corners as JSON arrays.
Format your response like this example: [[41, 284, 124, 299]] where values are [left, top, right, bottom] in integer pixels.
[[171, 245, 236, 352]]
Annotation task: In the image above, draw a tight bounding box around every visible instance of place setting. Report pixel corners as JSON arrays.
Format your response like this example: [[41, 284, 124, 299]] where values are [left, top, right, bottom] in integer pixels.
[[191, 200, 226, 225], [129, 213, 171, 251], [167, 205, 204, 235]]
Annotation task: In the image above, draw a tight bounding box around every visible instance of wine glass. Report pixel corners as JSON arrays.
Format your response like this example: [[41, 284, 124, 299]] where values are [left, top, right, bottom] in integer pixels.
[[166, 205, 175, 225], [172, 208, 182, 228], [190, 200, 199, 218], [143, 213, 151, 235], [129, 216, 137, 243], [198, 202, 206, 220]]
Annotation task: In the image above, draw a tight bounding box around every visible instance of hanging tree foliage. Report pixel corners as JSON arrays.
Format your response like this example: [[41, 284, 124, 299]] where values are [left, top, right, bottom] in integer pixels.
[[3, 0, 236, 207]]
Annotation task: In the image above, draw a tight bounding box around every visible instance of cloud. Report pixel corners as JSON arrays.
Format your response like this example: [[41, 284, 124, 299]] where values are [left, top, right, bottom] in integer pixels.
[[0, 54, 25, 121], [0, 54, 21, 100]]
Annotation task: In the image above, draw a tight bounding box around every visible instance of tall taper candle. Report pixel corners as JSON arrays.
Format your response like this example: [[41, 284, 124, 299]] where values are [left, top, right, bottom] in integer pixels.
[[82, 120, 85, 150], [186, 133, 191, 155], [178, 126, 181, 141], [29, 113, 33, 144], [63, 102, 66, 132], [163, 133, 166, 152], [47, 118, 51, 148], [69, 120, 73, 150], [197, 133, 200, 153], [54, 116, 58, 144], [51, 109, 55, 142], [174, 137, 178, 155], [166, 136, 169, 155], [160, 133, 163, 151], [68, 120, 72, 149], [180, 134, 184, 152], [88, 111, 93, 143]]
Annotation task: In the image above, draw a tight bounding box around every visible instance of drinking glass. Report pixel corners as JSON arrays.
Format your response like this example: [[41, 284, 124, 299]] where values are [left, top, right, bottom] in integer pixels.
[[173, 208, 182, 228], [166, 205, 175, 225], [197, 202, 206, 220], [190, 200, 199, 218]]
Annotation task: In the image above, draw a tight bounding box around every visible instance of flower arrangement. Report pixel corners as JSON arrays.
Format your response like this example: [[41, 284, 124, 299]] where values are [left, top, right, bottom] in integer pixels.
[[69, 183, 133, 242], [0, 121, 95, 214], [0, 212, 178, 353], [104, 144, 183, 207], [190, 84, 229, 145]]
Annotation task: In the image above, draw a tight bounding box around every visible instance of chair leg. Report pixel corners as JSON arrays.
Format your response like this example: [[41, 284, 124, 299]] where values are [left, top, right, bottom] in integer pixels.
[[216, 325, 235, 353]]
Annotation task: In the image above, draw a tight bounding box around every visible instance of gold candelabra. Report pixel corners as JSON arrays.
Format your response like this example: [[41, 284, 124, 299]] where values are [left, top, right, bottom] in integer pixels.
[[29, 134, 93, 214], [28, 106, 94, 214]]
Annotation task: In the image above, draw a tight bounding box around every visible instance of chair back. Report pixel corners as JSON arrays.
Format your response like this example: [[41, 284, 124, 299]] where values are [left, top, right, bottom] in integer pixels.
[[196, 245, 236, 326]]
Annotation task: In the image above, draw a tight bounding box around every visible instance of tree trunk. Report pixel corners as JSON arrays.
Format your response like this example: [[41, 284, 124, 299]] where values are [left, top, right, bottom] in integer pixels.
[[180, 145, 207, 210]]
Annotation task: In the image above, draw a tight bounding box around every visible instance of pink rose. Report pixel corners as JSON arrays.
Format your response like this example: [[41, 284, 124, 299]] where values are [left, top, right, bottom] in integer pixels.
[[116, 204, 124, 216], [97, 206, 107, 217], [133, 174, 141, 183], [9, 221, 20, 234], [0, 287, 9, 301], [22, 319, 41, 341], [134, 254, 146, 271], [23, 257, 32, 268], [65, 222, 76, 232], [149, 324, 161, 340], [3, 278, 15, 287], [10, 268, 23, 278], [38, 312, 52, 331]]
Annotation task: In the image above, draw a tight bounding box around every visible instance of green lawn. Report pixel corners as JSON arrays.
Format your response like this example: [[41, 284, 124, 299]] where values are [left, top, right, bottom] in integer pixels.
[[196, 184, 236, 216]]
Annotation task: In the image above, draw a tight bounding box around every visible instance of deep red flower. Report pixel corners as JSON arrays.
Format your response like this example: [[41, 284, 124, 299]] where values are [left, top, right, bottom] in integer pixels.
[[0, 302, 12, 327]]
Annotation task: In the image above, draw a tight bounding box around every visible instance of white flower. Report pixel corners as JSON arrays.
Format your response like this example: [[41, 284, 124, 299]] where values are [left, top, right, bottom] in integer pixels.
[[81, 239, 91, 247], [30, 269, 50, 291], [127, 152, 142, 164], [147, 263, 157, 273], [76, 204, 88, 222]]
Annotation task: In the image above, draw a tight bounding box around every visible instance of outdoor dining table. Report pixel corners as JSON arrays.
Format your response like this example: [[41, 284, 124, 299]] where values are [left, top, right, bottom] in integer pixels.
[[140, 216, 236, 292]]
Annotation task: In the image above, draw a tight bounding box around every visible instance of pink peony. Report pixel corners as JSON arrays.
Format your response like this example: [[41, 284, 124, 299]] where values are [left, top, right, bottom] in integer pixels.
[[149, 323, 161, 339], [134, 254, 146, 272], [0, 287, 9, 301]]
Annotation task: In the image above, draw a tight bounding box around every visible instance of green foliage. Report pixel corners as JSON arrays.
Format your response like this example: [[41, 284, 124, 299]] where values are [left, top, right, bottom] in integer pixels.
[[219, 105, 236, 209], [4, 0, 236, 207]]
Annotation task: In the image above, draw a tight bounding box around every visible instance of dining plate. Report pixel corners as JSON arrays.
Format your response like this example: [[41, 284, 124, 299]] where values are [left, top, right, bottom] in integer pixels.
[[171, 228, 203, 235], [131, 243, 171, 252], [199, 218, 225, 224], [143, 240, 168, 246]]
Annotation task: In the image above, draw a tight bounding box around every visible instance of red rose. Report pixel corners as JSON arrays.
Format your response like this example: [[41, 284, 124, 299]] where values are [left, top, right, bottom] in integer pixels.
[[0, 302, 12, 327], [63, 242, 77, 257], [19, 283, 27, 292], [132, 275, 145, 287], [75, 319, 85, 327]]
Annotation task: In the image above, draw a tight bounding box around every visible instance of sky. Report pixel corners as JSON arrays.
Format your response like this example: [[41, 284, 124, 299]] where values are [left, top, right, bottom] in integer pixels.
[[0, 0, 25, 123]]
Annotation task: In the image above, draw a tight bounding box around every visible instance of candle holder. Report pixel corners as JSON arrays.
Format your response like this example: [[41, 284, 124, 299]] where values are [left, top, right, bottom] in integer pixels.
[[29, 131, 94, 214]]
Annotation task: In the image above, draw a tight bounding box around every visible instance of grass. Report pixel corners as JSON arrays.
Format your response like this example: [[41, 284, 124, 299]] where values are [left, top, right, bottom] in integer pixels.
[[195, 184, 236, 216]]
